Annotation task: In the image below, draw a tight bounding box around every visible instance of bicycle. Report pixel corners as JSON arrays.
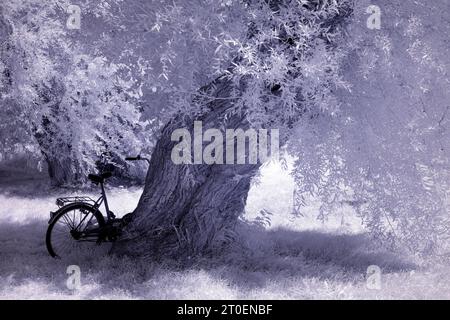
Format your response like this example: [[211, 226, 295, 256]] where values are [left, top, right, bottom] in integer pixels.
[[45, 155, 150, 259]]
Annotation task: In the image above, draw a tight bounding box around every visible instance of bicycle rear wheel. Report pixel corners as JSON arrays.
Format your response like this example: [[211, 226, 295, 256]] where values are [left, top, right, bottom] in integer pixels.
[[46, 204, 110, 259]]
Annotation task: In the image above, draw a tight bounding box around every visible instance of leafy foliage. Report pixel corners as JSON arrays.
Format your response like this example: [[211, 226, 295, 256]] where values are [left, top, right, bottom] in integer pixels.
[[291, 0, 450, 256], [0, 0, 151, 184]]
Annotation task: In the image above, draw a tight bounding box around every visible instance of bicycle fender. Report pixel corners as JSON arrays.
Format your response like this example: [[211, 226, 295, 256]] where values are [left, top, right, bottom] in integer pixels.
[[47, 202, 102, 225]]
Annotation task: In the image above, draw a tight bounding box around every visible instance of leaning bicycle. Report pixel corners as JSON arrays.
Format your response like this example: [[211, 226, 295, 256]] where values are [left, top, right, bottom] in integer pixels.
[[45, 155, 149, 259]]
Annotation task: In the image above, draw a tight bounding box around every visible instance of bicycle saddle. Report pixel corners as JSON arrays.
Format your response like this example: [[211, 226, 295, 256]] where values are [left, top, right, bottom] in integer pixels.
[[88, 171, 112, 184]]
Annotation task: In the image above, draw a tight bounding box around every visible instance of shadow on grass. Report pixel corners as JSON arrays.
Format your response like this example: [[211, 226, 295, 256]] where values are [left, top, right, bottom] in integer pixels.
[[208, 226, 415, 289], [0, 219, 415, 296]]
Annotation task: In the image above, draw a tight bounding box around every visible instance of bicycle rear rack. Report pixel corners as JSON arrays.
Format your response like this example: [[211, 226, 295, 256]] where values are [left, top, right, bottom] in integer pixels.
[[55, 196, 97, 208]]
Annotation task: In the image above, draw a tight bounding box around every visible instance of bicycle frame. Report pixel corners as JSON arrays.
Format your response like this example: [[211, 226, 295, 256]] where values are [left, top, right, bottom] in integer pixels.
[[96, 182, 115, 220], [51, 156, 147, 229]]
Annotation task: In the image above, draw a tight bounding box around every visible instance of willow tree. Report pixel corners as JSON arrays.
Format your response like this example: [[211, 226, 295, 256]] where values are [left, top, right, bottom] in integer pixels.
[[116, 0, 449, 259], [114, 0, 354, 258]]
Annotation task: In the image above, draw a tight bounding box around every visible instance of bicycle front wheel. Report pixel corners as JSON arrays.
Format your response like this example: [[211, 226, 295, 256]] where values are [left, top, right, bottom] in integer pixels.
[[46, 204, 110, 259]]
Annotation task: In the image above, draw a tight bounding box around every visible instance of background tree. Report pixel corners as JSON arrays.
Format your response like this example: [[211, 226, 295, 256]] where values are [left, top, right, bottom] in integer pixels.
[[0, 0, 151, 185]]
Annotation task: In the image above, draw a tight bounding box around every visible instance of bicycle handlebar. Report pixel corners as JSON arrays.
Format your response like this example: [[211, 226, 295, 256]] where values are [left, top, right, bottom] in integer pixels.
[[125, 156, 141, 161], [125, 155, 150, 164]]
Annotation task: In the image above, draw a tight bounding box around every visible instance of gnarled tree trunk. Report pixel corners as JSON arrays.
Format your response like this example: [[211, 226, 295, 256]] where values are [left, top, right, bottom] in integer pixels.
[[114, 77, 262, 260]]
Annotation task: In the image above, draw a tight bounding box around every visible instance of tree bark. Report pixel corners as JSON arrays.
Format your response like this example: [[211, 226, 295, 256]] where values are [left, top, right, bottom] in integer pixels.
[[114, 76, 262, 260], [43, 152, 79, 186]]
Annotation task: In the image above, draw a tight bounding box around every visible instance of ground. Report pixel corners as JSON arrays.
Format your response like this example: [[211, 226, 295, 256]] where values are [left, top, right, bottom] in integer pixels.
[[0, 162, 449, 299]]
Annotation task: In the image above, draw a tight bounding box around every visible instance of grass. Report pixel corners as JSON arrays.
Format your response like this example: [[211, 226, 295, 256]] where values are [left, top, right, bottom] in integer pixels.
[[0, 163, 449, 299]]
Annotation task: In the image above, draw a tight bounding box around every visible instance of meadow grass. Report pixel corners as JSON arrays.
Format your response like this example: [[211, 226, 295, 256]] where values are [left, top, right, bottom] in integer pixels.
[[0, 163, 449, 299]]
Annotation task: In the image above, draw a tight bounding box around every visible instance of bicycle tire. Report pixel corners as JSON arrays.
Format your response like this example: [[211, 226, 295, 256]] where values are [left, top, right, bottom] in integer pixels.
[[46, 203, 106, 259]]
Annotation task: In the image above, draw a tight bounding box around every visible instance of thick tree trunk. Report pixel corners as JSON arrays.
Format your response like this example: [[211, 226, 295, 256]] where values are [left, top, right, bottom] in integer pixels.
[[114, 77, 262, 260], [34, 130, 79, 187], [44, 153, 79, 186]]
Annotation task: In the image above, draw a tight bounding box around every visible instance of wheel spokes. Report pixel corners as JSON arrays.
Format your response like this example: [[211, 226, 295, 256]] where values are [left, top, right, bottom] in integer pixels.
[[50, 208, 109, 258]]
